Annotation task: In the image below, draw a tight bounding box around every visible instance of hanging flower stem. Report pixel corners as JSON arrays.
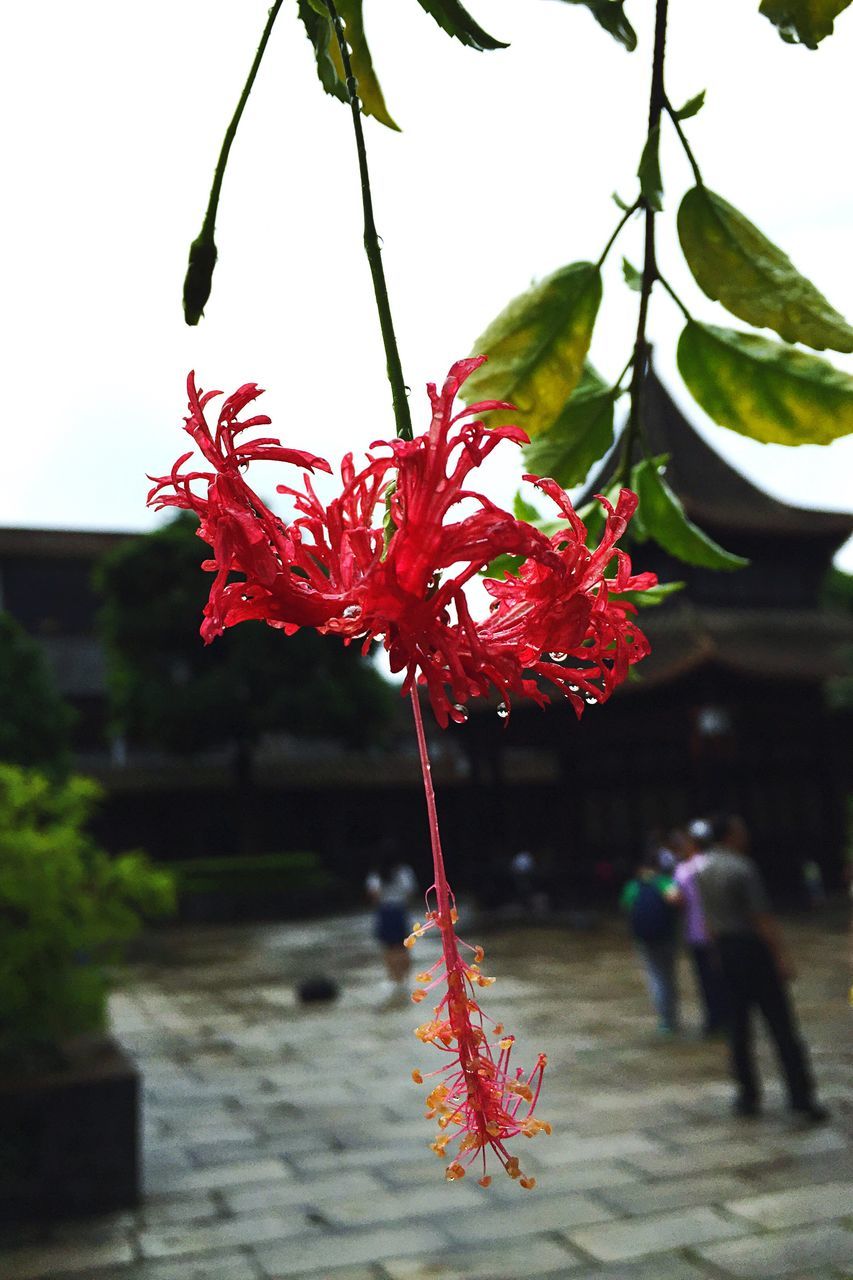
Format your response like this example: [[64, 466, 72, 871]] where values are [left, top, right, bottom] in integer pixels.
[[407, 687, 549, 1187], [325, 0, 413, 441]]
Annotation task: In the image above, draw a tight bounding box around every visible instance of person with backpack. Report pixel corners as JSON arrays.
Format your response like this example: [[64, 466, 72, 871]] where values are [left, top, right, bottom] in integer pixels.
[[620, 854, 682, 1035]]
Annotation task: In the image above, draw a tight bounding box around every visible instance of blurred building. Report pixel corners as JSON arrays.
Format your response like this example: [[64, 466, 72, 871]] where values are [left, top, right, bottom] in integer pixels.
[[0, 375, 851, 898]]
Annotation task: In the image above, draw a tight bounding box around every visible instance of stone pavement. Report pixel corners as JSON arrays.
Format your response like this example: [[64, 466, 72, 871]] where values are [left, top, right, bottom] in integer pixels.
[[2, 909, 850, 1280]]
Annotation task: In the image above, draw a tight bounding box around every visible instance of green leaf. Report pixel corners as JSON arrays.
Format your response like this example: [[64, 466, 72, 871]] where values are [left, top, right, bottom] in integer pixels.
[[620, 580, 685, 608], [554, 0, 637, 49], [466, 262, 603, 433], [638, 124, 663, 211], [523, 367, 618, 489], [612, 191, 632, 211], [759, 0, 852, 47], [622, 257, 643, 292], [482, 553, 523, 580], [678, 320, 853, 446], [673, 90, 706, 120], [415, 0, 507, 49], [634, 458, 749, 570], [298, 0, 399, 130], [513, 492, 542, 523], [678, 187, 853, 352]]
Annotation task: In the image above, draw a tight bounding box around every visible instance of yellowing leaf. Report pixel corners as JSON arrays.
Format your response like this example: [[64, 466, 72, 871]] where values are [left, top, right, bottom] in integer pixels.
[[759, 0, 852, 47], [634, 458, 748, 570], [677, 321, 853, 446], [466, 263, 602, 432], [678, 187, 853, 352], [298, 0, 398, 130], [523, 365, 618, 488]]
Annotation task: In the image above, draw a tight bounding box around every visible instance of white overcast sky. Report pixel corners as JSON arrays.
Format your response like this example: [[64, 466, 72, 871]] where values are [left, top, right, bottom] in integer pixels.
[[1, 0, 852, 567]]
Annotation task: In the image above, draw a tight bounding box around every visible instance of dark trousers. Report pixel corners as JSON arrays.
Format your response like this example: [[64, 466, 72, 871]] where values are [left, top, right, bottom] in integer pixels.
[[689, 942, 727, 1033], [716, 933, 815, 1109]]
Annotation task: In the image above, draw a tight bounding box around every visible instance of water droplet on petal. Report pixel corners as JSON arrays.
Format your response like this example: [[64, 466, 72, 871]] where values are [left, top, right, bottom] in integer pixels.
[[568, 684, 580, 694], [497, 702, 509, 720], [548, 652, 567, 663], [343, 604, 361, 620], [584, 693, 598, 706], [452, 704, 469, 723]]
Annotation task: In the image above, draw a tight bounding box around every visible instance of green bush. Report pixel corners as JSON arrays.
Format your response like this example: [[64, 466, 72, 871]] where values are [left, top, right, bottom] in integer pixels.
[[170, 851, 337, 897], [0, 765, 175, 1071]]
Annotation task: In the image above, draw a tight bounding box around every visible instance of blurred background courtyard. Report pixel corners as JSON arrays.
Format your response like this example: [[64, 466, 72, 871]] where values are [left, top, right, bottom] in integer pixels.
[[1, 904, 849, 1280]]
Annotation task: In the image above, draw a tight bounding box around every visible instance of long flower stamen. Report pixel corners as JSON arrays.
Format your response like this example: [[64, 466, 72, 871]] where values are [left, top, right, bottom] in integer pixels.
[[408, 688, 550, 1187]]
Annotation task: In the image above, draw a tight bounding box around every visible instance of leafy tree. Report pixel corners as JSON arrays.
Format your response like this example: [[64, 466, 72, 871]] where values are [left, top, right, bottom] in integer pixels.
[[183, 0, 852, 581], [0, 612, 72, 776], [0, 764, 174, 1070], [95, 514, 394, 767]]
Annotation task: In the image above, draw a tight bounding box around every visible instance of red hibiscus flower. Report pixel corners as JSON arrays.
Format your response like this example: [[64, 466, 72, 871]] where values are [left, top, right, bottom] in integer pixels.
[[148, 356, 657, 1186]]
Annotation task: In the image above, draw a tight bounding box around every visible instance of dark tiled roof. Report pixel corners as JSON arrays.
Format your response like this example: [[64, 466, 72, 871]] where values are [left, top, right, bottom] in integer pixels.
[[583, 371, 853, 541], [621, 605, 853, 689]]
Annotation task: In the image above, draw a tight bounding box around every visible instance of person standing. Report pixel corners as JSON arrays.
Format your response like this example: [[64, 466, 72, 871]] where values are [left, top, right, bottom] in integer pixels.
[[675, 823, 727, 1036], [696, 813, 827, 1121], [365, 855, 419, 1009], [620, 856, 681, 1035]]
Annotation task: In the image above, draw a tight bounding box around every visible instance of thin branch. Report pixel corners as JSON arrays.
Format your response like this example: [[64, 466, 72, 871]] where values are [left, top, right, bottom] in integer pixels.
[[183, 0, 285, 324], [657, 273, 693, 321], [664, 97, 704, 186], [595, 199, 641, 270], [326, 0, 413, 441]]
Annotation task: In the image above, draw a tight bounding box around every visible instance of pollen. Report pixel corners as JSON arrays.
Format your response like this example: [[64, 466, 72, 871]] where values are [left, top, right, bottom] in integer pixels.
[[411, 1069, 423, 1084], [411, 989, 427, 1003], [415, 971, 432, 983], [519, 1176, 537, 1190], [445, 1160, 466, 1181], [478, 1175, 492, 1187], [499, 1036, 514, 1050]]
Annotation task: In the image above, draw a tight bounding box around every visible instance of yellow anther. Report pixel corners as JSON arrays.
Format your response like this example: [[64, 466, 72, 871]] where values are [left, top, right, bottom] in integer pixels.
[[411, 989, 427, 1003], [411, 1069, 423, 1084], [478, 1175, 492, 1187], [450, 908, 459, 924], [404, 935, 416, 949], [493, 1023, 504, 1036], [519, 1176, 536, 1190], [473, 945, 485, 963], [415, 971, 432, 983], [476, 975, 496, 987], [445, 1160, 466, 1181], [499, 1036, 514, 1050]]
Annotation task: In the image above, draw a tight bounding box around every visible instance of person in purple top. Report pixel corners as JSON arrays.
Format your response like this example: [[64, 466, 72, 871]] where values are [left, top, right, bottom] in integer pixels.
[[674, 823, 727, 1036]]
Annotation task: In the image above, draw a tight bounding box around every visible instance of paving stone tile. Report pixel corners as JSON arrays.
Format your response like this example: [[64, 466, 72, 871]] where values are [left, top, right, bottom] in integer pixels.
[[480, 1160, 642, 1200], [118, 1251, 264, 1280], [254, 1224, 445, 1276], [725, 1180, 853, 1229], [325, 1182, 484, 1227], [567, 1258, 715, 1280], [600, 1172, 754, 1215], [381, 1236, 583, 1278], [622, 1139, 782, 1177], [444, 1192, 615, 1244], [149, 1158, 292, 1194], [0, 1238, 136, 1279], [567, 1205, 750, 1262], [137, 1193, 221, 1227], [524, 1132, 667, 1167], [223, 1169, 386, 1215], [695, 1223, 853, 1276], [139, 1212, 309, 1260]]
